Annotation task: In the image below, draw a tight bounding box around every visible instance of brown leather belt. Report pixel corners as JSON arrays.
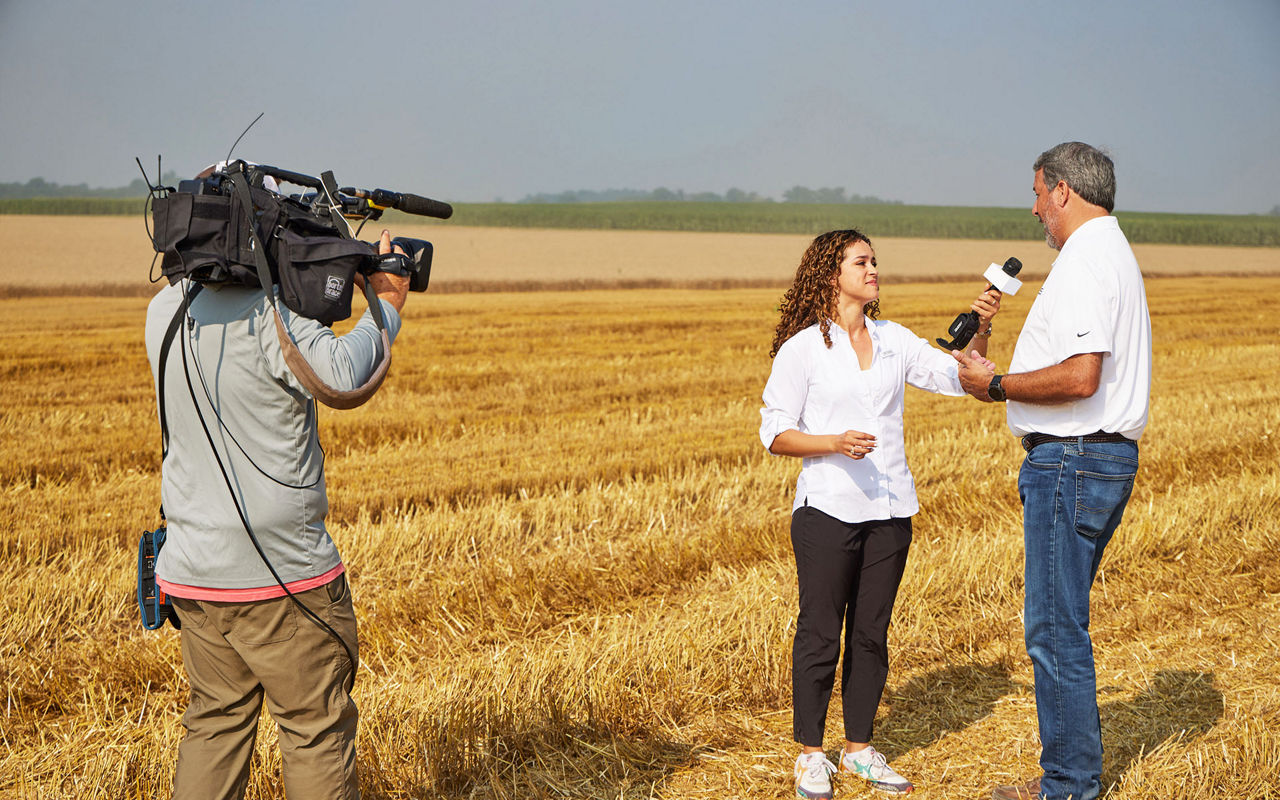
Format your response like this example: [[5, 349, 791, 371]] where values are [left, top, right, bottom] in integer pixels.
[[1021, 431, 1132, 452]]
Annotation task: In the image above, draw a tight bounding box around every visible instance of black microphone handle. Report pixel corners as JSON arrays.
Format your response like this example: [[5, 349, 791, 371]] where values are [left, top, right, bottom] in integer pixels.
[[395, 193, 453, 219]]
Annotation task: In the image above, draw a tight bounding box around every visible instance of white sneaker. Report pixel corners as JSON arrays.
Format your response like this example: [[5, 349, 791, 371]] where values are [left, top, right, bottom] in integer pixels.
[[794, 751, 837, 799], [840, 746, 914, 794]]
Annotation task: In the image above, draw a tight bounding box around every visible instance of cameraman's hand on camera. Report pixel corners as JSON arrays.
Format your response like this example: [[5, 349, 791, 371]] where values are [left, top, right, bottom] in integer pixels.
[[357, 230, 410, 313]]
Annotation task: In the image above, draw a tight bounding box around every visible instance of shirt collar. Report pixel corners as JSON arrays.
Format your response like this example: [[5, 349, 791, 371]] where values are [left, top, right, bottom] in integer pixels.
[[1056, 215, 1118, 264], [825, 317, 880, 344]]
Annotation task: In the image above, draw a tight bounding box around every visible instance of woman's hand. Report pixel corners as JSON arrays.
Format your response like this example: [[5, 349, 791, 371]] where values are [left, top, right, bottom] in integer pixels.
[[971, 287, 1002, 327], [831, 430, 877, 460], [769, 429, 877, 459]]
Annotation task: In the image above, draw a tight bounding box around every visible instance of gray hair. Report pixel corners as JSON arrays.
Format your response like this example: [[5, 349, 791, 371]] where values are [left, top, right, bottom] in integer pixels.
[[1033, 142, 1116, 212]]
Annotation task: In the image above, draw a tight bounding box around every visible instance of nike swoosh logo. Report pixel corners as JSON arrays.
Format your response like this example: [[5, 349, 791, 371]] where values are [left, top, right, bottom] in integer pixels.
[[1077, 331, 1090, 337]]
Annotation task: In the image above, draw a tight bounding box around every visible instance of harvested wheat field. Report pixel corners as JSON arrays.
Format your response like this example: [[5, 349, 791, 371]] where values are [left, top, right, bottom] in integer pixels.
[[2, 215, 1278, 296], [1, 256, 1278, 797]]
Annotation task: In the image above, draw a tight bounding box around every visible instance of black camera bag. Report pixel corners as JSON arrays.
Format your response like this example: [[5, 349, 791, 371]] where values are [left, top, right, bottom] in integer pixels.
[[151, 178, 373, 324], [152, 179, 274, 287], [268, 203, 371, 325]]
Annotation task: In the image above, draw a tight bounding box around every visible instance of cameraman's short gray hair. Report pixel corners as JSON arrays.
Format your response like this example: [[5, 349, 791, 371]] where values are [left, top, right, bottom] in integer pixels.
[[1034, 142, 1115, 213]]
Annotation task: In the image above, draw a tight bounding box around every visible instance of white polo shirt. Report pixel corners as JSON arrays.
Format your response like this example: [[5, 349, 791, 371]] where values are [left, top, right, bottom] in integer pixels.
[[1007, 215, 1152, 440], [760, 319, 964, 524]]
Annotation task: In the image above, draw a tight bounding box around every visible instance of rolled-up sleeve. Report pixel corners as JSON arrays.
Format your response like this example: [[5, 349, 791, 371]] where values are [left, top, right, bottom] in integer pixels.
[[759, 340, 808, 452], [902, 329, 964, 396], [263, 296, 402, 393]]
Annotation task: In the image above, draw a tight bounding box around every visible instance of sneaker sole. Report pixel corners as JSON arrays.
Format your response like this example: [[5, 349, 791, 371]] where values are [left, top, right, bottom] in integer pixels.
[[839, 768, 913, 795]]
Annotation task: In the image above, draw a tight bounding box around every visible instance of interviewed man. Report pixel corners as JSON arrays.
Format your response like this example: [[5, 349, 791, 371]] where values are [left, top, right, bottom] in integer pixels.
[[952, 142, 1152, 800], [145, 217, 412, 800]]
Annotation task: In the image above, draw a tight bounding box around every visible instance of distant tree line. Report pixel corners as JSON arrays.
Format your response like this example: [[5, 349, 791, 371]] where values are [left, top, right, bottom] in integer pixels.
[[779, 186, 903, 205], [520, 187, 767, 203], [0, 172, 182, 199], [6, 175, 1278, 216], [518, 186, 902, 204]]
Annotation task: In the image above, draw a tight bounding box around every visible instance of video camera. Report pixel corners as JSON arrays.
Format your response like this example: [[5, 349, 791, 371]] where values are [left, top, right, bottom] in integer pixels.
[[149, 159, 452, 323], [144, 157, 454, 409]]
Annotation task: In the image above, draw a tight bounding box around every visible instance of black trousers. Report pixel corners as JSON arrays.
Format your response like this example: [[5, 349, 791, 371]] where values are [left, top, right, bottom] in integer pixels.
[[791, 506, 912, 746]]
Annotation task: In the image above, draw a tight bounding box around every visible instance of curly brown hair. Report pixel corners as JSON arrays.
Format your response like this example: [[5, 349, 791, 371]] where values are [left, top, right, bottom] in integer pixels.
[[769, 229, 881, 357]]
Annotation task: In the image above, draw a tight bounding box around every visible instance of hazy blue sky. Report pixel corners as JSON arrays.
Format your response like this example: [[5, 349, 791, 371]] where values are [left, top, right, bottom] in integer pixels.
[[2, 1, 1277, 213]]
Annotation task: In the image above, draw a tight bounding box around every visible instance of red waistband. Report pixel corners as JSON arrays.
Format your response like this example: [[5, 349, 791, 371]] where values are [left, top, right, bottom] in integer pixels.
[[159, 563, 345, 602]]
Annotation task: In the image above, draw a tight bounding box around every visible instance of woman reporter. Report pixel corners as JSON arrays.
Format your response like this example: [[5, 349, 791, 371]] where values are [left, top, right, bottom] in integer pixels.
[[759, 230, 999, 798]]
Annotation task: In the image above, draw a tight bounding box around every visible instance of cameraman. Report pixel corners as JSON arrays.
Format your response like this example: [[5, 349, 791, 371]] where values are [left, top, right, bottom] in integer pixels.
[[144, 229, 409, 800]]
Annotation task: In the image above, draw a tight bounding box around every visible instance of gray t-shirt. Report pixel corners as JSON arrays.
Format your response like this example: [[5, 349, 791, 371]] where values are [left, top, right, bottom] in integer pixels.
[[145, 280, 401, 591]]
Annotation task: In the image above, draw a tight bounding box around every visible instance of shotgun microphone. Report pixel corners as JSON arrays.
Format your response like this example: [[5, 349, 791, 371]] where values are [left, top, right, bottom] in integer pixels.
[[341, 186, 454, 219]]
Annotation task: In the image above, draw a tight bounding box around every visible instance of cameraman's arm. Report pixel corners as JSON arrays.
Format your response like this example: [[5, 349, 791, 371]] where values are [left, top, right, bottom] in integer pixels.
[[262, 230, 410, 393], [267, 301, 400, 393]]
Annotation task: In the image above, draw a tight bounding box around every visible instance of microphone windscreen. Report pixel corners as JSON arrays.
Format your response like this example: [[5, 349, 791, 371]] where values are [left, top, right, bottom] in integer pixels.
[[397, 193, 454, 219], [1003, 257, 1022, 277]]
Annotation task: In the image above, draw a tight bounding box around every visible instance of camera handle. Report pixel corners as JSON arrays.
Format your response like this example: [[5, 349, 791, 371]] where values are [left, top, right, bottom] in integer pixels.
[[227, 169, 392, 409]]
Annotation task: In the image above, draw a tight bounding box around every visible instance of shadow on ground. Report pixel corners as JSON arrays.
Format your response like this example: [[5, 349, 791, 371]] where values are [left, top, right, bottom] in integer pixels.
[[363, 719, 703, 800], [873, 661, 1023, 760], [1100, 669, 1223, 794]]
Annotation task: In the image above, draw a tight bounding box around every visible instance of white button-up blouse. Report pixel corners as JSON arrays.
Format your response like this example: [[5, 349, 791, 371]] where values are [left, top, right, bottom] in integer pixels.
[[759, 318, 965, 524]]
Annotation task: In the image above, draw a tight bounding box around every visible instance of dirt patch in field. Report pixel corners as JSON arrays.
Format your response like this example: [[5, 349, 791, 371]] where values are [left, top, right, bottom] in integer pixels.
[[2, 215, 1276, 295]]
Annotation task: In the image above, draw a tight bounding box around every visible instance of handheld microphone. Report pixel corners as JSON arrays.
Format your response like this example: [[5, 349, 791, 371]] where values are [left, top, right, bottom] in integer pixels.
[[935, 257, 1023, 350]]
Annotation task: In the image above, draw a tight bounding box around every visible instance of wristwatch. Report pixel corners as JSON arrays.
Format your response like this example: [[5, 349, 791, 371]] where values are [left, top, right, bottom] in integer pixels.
[[987, 374, 1007, 402]]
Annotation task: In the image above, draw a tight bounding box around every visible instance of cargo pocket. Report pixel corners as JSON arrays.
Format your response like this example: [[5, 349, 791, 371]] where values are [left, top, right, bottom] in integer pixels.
[[230, 596, 299, 645]]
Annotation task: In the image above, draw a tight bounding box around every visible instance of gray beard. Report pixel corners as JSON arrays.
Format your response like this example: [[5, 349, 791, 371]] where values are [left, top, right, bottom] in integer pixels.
[[1042, 222, 1062, 251]]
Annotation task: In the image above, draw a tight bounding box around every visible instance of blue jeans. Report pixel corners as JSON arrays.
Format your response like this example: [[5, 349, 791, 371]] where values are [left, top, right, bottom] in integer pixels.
[[1019, 438, 1138, 800]]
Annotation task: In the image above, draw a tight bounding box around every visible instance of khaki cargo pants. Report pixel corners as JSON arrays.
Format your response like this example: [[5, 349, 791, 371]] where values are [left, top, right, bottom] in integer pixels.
[[169, 574, 359, 800]]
